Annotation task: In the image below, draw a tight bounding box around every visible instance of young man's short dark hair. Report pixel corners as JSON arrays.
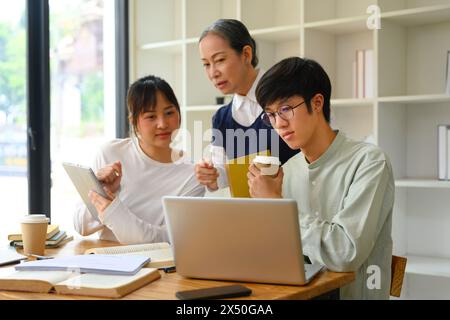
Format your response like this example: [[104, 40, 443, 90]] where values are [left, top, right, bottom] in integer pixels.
[[255, 57, 332, 123]]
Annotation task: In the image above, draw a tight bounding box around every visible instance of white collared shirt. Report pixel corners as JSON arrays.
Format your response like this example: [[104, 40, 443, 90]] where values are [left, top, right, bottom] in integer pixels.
[[231, 69, 264, 127]]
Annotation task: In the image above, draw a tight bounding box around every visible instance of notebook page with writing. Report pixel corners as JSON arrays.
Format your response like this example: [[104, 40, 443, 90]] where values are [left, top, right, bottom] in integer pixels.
[[85, 242, 170, 255], [84, 243, 174, 268], [120, 248, 174, 268]]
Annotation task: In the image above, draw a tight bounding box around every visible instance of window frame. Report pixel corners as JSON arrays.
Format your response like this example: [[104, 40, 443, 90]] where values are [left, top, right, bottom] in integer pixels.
[[26, 0, 129, 220]]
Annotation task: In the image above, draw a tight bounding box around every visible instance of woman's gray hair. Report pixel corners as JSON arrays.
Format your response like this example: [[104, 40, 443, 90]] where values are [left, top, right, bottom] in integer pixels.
[[199, 19, 258, 67]]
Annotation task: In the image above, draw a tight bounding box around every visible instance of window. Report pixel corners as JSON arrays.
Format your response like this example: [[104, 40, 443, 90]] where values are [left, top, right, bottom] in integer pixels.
[[0, 0, 27, 239], [49, 0, 116, 235]]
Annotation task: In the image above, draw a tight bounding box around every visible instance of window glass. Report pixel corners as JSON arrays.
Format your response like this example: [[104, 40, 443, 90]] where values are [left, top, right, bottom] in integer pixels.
[[0, 0, 27, 241]]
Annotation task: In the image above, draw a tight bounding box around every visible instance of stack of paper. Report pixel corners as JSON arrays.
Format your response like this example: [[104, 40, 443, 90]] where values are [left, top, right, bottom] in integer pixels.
[[15, 254, 150, 276]]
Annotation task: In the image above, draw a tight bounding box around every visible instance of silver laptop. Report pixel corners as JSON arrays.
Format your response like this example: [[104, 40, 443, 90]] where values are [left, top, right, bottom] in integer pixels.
[[162, 196, 323, 285]]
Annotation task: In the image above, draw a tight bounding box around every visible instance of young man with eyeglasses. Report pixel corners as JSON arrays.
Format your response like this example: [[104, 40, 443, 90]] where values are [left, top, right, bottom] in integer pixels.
[[248, 57, 395, 300]]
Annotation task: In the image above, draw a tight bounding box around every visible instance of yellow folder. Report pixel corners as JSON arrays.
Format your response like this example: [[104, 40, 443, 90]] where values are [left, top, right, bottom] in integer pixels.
[[225, 150, 270, 198]]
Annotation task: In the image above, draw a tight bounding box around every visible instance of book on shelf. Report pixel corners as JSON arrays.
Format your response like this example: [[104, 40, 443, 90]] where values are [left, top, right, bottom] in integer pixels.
[[353, 49, 374, 99], [437, 124, 450, 180], [85, 242, 174, 269], [364, 49, 374, 98], [225, 151, 270, 198], [0, 267, 160, 298], [7, 224, 59, 242], [10, 231, 73, 249], [447, 127, 450, 181], [446, 50, 450, 95]]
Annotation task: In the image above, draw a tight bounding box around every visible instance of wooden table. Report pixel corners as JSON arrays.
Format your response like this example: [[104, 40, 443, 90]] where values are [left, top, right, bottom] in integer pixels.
[[0, 239, 355, 300]]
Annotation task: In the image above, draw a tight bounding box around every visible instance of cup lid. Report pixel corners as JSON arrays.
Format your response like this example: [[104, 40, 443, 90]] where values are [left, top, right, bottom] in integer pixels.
[[21, 214, 49, 224], [253, 156, 280, 166]]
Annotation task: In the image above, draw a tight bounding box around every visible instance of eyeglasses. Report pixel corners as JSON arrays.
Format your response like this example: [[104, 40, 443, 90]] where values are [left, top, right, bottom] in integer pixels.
[[261, 101, 305, 126]]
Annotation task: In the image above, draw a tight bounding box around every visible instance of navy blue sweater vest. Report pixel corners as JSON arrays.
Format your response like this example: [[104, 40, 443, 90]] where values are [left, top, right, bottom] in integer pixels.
[[211, 102, 299, 165]]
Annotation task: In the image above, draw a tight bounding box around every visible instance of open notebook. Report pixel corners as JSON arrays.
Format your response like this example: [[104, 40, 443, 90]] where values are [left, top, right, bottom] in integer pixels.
[[85, 242, 174, 269], [0, 267, 160, 298]]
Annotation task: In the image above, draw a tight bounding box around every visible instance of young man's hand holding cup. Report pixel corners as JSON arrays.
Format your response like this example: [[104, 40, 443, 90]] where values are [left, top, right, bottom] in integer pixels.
[[248, 156, 283, 198]]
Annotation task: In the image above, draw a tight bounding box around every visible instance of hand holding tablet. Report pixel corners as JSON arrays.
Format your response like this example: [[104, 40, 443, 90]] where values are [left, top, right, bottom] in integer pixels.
[[62, 162, 114, 218]]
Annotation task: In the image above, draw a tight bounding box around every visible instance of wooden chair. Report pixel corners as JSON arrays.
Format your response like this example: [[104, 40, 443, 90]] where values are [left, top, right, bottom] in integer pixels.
[[390, 255, 407, 297]]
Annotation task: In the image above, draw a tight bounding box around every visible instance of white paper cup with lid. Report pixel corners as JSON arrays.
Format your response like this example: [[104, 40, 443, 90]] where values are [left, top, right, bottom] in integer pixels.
[[253, 156, 281, 176]]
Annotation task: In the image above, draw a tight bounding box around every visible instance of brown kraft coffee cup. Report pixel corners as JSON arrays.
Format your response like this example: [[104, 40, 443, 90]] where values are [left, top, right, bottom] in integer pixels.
[[20, 214, 49, 256]]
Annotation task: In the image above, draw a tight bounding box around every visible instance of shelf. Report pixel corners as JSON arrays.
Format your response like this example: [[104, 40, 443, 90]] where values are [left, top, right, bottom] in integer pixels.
[[250, 25, 301, 42], [395, 179, 450, 189], [186, 105, 222, 112], [304, 16, 369, 35], [331, 98, 374, 108], [379, 94, 450, 104], [406, 255, 450, 278], [134, 0, 182, 45], [188, 100, 376, 111], [140, 40, 184, 54], [382, 5, 450, 27]]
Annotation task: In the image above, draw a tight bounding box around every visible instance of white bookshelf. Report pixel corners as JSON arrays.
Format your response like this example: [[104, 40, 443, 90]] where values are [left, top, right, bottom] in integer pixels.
[[379, 94, 450, 104], [130, 0, 450, 299], [406, 255, 450, 278], [395, 179, 450, 189], [186, 105, 222, 112]]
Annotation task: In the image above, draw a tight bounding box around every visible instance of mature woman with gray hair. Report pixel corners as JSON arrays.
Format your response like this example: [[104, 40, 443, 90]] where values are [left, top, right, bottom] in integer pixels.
[[194, 19, 298, 191]]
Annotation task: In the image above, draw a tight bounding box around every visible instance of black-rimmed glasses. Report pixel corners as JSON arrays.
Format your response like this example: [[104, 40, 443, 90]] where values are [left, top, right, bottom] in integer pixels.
[[261, 101, 305, 126]]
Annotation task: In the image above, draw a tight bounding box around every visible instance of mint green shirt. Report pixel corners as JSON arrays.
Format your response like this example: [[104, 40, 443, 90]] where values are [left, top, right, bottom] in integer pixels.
[[282, 131, 394, 300]]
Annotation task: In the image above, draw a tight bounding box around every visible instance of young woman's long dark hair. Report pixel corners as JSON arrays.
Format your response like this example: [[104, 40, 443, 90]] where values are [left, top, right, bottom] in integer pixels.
[[127, 75, 181, 136]]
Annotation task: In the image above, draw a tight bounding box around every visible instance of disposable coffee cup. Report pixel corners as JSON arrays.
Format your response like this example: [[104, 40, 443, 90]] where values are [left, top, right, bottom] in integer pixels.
[[253, 156, 281, 176], [20, 214, 49, 256]]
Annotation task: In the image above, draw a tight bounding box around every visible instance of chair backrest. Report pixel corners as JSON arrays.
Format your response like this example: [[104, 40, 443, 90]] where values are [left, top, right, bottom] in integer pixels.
[[390, 255, 407, 297]]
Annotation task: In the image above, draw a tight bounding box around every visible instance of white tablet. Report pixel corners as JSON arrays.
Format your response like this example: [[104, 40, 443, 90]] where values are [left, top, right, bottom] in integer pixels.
[[62, 162, 109, 218]]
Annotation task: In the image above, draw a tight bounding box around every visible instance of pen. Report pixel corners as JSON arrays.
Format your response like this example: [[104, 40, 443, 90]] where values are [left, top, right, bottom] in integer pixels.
[[27, 254, 55, 260], [163, 266, 176, 273]]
